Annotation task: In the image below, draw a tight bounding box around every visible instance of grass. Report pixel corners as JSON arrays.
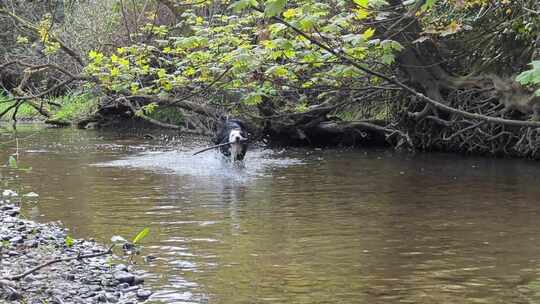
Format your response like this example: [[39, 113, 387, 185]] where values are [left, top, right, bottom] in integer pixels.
[[146, 107, 184, 125], [0, 94, 42, 121], [48, 93, 98, 123], [0, 92, 98, 123]]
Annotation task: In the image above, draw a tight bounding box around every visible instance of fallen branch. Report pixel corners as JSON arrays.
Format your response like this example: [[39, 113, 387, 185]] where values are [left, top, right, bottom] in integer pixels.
[[124, 98, 211, 135], [127, 95, 220, 119], [5, 245, 114, 281]]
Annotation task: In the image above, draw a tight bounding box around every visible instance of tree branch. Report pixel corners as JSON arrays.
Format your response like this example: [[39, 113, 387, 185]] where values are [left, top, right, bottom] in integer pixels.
[[0, 8, 84, 66], [254, 6, 540, 128]]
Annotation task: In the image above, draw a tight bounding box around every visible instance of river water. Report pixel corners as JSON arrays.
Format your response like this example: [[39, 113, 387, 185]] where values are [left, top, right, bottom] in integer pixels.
[[3, 125, 540, 303]]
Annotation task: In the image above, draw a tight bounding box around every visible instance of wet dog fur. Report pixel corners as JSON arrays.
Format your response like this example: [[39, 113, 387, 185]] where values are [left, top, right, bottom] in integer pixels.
[[214, 119, 248, 161]]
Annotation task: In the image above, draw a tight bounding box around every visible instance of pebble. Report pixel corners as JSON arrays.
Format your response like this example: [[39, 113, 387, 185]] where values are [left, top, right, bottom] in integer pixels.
[[2, 189, 18, 197], [113, 271, 135, 285], [136, 289, 152, 300], [133, 276, 144, 285], [0, 194, 150, 303], [106, 292, 119, 303], [118, 283, 130, 289], [23, 192, 39, 197]]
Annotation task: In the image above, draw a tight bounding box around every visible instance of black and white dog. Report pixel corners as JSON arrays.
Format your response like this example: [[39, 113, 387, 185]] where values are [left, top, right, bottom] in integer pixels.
[[214, 119, 248, 161]]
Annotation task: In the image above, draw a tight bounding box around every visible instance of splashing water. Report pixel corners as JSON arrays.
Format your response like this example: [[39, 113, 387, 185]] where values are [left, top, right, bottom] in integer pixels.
[[95, 148, 304, 182]]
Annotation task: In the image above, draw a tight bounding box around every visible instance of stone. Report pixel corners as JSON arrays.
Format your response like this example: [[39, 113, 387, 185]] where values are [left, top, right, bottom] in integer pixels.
[[105, 292, 119, 303], [136, 289, 152, 300], [113, 271, 135, 285], [10, 235, 23, 244], [117, 283, 130, 289], [114, 264, 128, 272], [132, 276, 144, 285]]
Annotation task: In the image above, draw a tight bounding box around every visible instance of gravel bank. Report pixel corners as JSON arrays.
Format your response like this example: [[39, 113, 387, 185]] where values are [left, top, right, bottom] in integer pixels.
[[0, 199, 152, 303]]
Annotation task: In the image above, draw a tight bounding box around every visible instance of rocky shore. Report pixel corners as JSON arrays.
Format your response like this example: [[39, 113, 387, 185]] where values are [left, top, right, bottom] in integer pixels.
[[0, 198, 152, 303]]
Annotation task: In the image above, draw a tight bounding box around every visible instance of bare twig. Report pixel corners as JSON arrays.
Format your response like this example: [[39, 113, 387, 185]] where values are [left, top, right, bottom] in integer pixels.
[[161, 65, 232, 110], [5, 245, 115, 281], [0, 8, 84, 65]]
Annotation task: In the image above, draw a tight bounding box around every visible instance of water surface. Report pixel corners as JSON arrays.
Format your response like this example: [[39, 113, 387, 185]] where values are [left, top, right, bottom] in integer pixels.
[[2, 124, 540, 303]]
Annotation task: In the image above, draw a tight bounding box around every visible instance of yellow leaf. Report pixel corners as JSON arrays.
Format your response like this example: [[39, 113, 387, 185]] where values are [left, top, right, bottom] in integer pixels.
[[130, 83, 139, 94], [355, 8, 369, 20], [283, 8, 297, 18], [362, 28, 375, 40], [353, 0, 369, 7], [110, 67, 119, 77], [162, 81, 173, 91], [118, 58, 129, 68], [196, 16, 204, 25]]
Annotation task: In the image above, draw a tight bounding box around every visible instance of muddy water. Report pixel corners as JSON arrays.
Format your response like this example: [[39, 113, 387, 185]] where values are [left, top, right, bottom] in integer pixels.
[[3, 125, 540, 303]]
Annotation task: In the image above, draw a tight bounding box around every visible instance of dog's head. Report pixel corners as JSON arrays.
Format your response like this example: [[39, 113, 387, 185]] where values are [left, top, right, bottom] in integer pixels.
[[229, 128, 246, 144]]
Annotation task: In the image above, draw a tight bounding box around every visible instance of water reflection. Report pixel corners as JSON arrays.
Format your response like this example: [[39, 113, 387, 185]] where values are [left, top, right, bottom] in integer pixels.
[[1, 125, 540, 303]]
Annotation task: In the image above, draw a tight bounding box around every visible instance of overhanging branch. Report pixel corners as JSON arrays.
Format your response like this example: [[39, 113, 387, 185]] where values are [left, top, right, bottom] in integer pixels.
[[253, 6, 540, 128]]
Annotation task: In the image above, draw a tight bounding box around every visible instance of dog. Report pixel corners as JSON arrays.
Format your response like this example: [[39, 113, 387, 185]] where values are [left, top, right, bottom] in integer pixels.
[[214, 119, 248, 161]]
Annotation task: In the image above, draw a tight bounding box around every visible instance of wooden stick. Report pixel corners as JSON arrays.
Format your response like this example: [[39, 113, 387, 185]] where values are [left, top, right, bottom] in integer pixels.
[[193, 141, 234, 156], [5, 245, 115, 281]]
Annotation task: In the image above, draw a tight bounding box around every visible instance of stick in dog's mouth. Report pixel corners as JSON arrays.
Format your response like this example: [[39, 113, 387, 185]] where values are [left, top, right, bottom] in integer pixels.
[[192, 139, 248, 156]]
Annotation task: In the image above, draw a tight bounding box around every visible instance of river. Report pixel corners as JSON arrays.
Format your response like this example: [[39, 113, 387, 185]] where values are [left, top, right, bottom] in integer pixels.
[[2, 124, 540, 303]]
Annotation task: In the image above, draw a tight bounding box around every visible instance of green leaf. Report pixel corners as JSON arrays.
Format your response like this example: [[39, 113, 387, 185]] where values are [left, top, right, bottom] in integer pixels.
[[353, 0, 369, 7], [132, 227, 150, 244], [298, 15, 318, 31], [421, 0, 437, 11], [362, 28, 375, 40], [243, 92, 264, 105], [229, 0, 259, 12], [65, 236, 74, 248], [381, 53, 395, 65], [516, 70, 534, 85], [535, 88, 540, 97], [8, 156, 17, 169], [266, 65, 289, 77], [265, 0, 287, 17]]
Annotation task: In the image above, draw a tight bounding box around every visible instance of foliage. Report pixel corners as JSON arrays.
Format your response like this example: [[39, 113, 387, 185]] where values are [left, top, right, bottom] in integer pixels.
[[1, 0, 540, 155], [7, 155, 32, 172], [8, 156, 17, 169], [0, 94, 41, 120], [132, 227, 150, 245], [147, 107, 185, 125], [83, 0, 404, 114], [0, 92, 97, 122], [49, 93, 98, 122], [65, 235, 74, 248], [516, 61, 540, 96]]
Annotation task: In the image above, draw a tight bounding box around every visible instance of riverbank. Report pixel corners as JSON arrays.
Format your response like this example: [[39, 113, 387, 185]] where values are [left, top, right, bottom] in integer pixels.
[[0, 194, 152, 303]]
